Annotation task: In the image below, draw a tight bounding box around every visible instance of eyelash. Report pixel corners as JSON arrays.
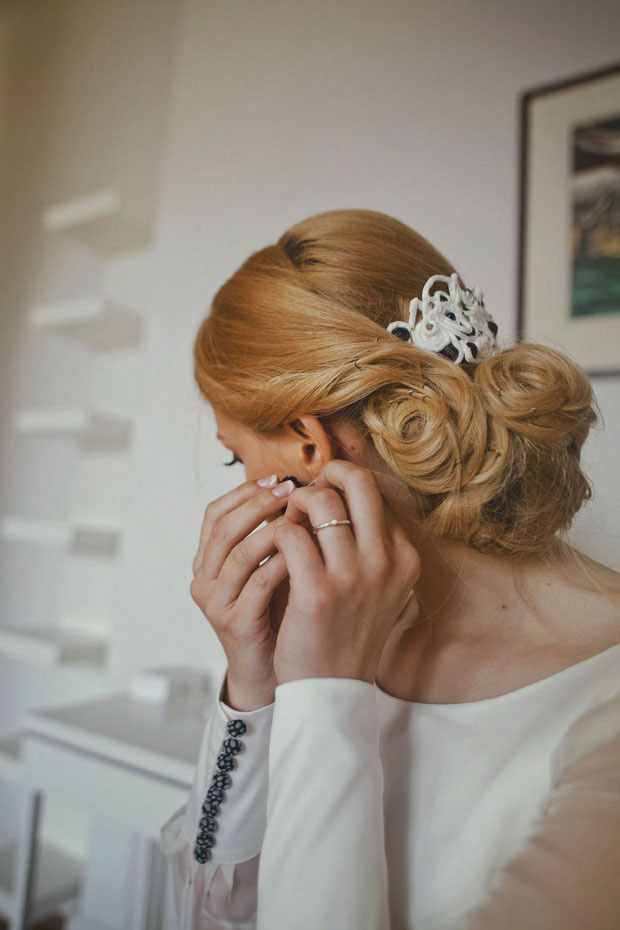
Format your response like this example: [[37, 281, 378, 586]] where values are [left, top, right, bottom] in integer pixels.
[[224, 453, 243, 467]]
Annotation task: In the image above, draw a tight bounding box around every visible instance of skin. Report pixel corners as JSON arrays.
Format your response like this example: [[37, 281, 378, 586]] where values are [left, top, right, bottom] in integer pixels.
[[211, 407, 620, 703]]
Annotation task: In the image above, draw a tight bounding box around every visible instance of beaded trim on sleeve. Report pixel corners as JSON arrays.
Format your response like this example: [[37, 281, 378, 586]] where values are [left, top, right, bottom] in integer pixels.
[[193, 717, 247, 863]]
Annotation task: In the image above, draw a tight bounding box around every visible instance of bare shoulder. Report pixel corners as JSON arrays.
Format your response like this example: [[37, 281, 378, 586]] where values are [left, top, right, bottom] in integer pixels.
[[539, 555, 620, 657], [377, 551, 620, 704]]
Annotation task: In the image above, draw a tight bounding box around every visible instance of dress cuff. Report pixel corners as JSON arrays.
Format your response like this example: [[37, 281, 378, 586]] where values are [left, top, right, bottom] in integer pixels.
[[194, 664, 275, 864]]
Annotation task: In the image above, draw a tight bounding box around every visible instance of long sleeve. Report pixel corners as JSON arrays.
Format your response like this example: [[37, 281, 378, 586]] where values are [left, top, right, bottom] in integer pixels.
[[456, 690, 620, 930], [254, 678, 620, 930], [160, 664, 275, 930], [256, 677, 390, 930]]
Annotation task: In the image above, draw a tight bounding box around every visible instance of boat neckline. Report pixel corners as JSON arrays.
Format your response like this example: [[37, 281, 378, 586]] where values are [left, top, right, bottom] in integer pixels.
[[374, 640, 620, 709]]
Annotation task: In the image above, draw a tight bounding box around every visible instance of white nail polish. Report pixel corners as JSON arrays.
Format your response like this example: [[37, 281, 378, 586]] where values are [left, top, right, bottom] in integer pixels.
[[257, 474, 278, 487]]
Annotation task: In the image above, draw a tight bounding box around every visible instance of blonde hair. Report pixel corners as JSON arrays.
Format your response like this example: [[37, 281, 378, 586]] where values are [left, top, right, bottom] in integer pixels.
[[194, 208, 617, 600]]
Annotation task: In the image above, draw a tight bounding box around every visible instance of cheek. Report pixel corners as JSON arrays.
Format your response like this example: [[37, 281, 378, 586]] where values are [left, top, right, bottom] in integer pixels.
[[246, 452, 288, 485]]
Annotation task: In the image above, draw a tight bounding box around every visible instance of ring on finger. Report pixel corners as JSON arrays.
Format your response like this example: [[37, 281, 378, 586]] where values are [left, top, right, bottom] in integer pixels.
[[311, 518, 352, 533]]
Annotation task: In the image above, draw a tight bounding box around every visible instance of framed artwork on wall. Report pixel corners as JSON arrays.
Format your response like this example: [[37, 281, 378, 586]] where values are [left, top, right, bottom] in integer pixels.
[[517, 61, 620, 378]]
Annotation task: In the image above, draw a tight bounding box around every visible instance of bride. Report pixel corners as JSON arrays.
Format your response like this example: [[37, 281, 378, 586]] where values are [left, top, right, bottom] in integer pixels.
[[162, 207, 620, 930]]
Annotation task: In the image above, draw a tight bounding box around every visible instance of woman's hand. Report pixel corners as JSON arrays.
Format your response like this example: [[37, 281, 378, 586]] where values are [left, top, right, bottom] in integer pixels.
[[271, 461, 422, 686], [189, 477, 296, 703]]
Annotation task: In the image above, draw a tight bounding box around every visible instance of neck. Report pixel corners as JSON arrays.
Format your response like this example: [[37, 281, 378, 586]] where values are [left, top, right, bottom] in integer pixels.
[[374, 472, 557, 651], [407, 533, 546, 645]]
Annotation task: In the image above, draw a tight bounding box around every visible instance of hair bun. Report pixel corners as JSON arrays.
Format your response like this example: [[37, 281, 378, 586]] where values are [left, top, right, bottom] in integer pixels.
[[474, 343, 598, 451]]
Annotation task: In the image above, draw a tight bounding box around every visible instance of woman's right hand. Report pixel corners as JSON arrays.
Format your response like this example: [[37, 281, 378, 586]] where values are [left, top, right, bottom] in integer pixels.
[[189, 476, 296, 708]]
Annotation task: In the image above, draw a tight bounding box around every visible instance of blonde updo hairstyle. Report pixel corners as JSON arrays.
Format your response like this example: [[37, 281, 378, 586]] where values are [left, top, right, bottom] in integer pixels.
[[194, 209, 614, 601]]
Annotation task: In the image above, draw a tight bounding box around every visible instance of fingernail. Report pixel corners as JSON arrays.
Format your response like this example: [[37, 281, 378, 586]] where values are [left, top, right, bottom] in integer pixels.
[[280, 475, 302, 488], [257, 474, 278, 487], [272, 479, 295, 498]]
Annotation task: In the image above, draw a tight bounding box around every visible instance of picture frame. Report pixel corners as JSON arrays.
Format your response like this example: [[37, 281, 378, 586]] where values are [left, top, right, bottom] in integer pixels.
[[517, 61, 620, 378]]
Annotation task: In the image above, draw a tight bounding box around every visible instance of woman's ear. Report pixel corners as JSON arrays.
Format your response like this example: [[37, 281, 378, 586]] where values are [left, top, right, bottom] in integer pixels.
[[286, 415, 339, 476]]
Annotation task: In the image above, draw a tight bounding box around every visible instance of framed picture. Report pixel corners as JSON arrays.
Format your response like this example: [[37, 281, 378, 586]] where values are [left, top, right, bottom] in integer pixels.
[[517, 62, 620, 378]]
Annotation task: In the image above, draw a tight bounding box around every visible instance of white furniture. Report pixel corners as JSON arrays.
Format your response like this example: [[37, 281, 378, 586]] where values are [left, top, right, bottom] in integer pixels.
[[0, 831, 83, 929], [0, 737, 85, 929], [11, 686, 207, 930]]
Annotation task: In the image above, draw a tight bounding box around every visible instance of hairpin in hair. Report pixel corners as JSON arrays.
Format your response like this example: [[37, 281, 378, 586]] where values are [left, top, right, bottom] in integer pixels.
[[387, 272, 498, 364]]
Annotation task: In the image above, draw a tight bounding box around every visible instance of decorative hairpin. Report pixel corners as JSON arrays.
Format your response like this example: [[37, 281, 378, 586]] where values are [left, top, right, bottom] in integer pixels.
[[387, 272, 498, 364]]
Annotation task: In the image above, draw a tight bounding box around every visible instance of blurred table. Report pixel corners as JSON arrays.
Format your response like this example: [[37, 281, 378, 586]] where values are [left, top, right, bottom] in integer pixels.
[[15, 689, 207, 930]]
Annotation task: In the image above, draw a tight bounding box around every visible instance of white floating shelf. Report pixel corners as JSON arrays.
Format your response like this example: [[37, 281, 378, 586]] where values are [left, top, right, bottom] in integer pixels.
[[13, 407, 132, 448], [0, 625, 108, 668], [27, 296, 144, 350], [41, 187, 151, 254], [1, 517, 121, 556], [0, 732, 23, 782], [0, 839, 83, 922]]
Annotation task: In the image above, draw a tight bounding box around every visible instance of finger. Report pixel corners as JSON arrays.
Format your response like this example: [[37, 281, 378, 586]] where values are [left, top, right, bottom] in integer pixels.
[[283, 485, 357, 569], [214, 515, 291, 610], [197, 483, 293, 581], [312, 460, 389, 556], [273, 521, 326, 590], [192, 476, 279, 575], [376, 495, 422, 594], [235, 550, 289, 625]]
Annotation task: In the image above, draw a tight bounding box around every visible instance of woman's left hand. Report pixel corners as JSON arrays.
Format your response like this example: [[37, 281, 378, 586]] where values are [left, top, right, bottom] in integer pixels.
[[271, 460, 422, 686]]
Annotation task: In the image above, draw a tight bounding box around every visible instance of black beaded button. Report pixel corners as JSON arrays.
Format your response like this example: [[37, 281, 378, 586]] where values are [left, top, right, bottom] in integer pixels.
[[227, 719, 247, 737], [222, 737, 243, 756], [194, 847, 211, 864], [200, 815, 217, 832], [216, 752, 235, 772], [202, 798, 220, 817], [195, 832, 215, 849], [211, 771, 232, 791], [204, 792, 222, 810], [206, 784, 224, 802]]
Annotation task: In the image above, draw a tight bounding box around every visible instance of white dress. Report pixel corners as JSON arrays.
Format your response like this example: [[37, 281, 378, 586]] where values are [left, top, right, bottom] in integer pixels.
[[160, 641, 620, 930]]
